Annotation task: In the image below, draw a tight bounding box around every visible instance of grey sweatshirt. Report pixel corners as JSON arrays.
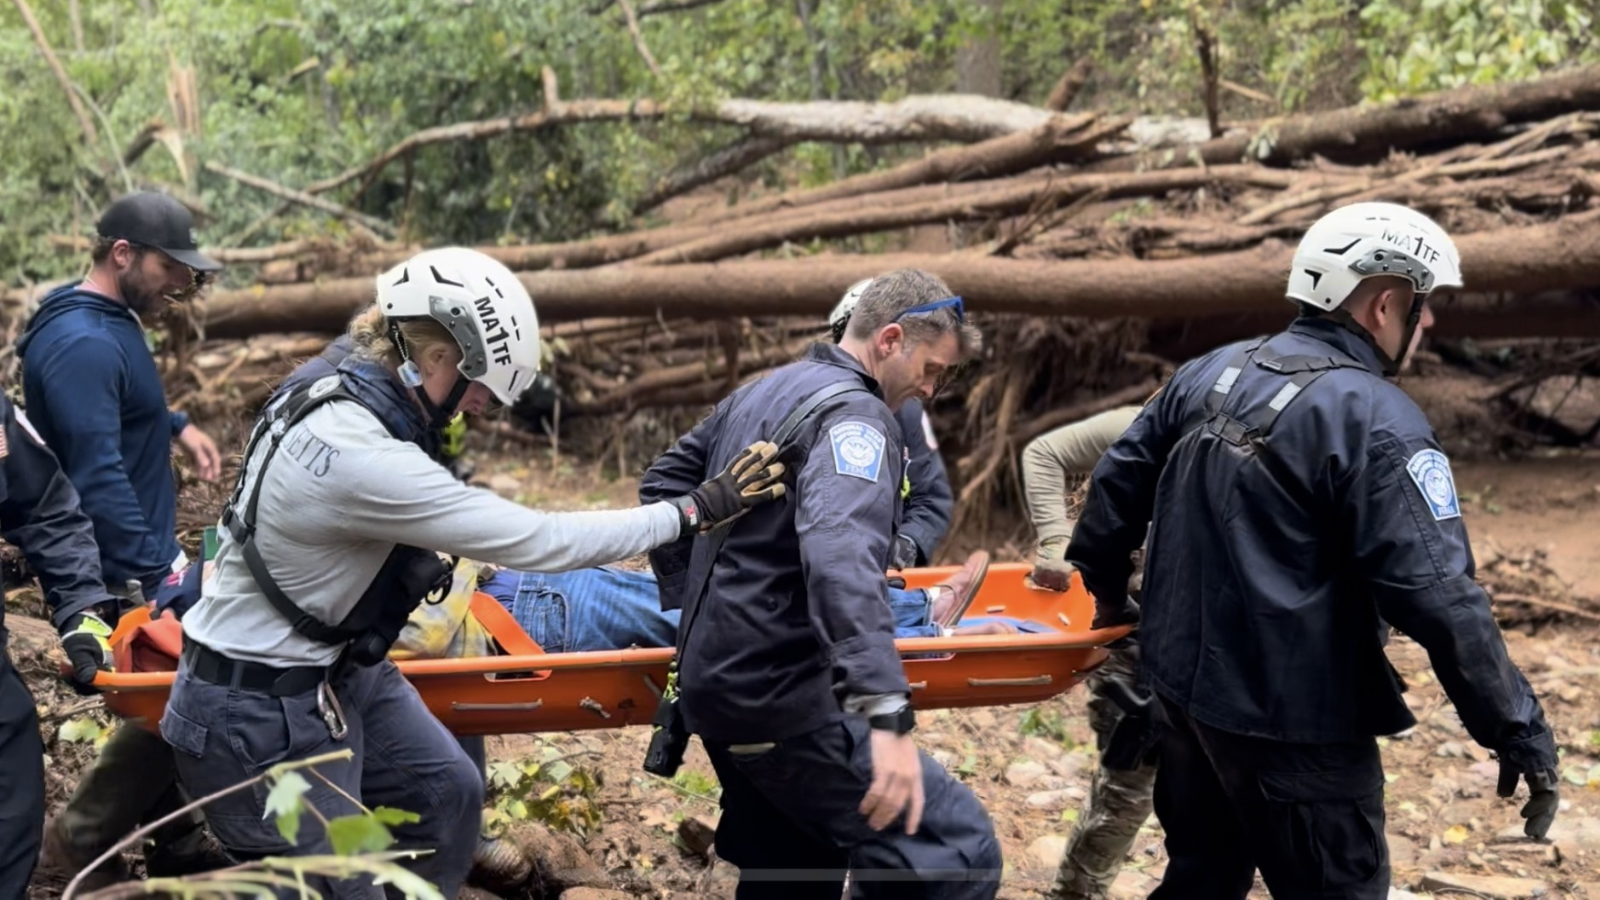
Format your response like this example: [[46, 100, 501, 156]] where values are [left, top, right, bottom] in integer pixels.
[[183, 399, 680, 667]]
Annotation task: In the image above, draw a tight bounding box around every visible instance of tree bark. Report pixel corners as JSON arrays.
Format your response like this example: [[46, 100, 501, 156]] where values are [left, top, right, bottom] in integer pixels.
[[303, 93, 1064, 198], [626, 164, 1295, 265], [956, 0, 1004, 99], [1044, 59, 1093, 112], [1092, 62, 1600, 171], [196, 212, 1600, 336], [694, 112, 1122, 226], [633, 135, 793, 215]]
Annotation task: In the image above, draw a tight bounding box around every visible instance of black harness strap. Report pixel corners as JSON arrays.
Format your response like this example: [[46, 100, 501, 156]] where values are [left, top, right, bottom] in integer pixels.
[[221, 377, 379, 646], [674, 379, 872, 658], [1199, 337, 1366, 505]]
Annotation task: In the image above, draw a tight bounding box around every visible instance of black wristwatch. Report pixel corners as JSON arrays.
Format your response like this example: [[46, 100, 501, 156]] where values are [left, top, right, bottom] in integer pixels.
[[868, 706, 916, 735]]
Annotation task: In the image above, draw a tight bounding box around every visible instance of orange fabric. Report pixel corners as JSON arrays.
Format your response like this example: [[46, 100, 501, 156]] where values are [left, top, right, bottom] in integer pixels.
[[468, 590, 544, 655]]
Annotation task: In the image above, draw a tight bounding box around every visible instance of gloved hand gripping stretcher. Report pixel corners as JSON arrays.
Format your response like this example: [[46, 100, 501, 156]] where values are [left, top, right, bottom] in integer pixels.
[[79, 563, 1130, 736]]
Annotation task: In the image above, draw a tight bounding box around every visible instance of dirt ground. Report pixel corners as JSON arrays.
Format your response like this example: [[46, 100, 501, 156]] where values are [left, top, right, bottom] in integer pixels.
[[11, 371, 1600, 900]]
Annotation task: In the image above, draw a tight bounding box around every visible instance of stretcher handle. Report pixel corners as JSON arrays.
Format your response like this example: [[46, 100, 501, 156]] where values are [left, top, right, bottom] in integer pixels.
[[451, 700, 545, 712], [967, 675, 1053, 688]]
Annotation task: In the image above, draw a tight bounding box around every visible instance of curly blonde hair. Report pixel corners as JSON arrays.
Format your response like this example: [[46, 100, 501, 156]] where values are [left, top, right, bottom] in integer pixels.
[[347, 303, 459, 369]]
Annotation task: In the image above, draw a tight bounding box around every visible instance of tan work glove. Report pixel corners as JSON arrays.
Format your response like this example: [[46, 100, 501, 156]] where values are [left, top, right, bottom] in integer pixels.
[[1027, 537, 1075, 592], [670, 441, 788, 535]]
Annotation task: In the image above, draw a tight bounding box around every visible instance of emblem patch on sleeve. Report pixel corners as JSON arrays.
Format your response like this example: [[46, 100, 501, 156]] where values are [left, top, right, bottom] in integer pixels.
[[830, 421, 886, 483], [1405, 448, 1460, 521]]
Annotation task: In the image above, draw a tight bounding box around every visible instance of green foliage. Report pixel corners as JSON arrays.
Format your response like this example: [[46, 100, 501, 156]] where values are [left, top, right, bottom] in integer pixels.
[[3, 0, 1598, 284], [1358, 0, 1597, 99], [484, 744, 604, 837], [57, 716, 110, 745], [670, 767, 722, 799], [1018, 707, 1071, 745], [265, 770, 313, 846]]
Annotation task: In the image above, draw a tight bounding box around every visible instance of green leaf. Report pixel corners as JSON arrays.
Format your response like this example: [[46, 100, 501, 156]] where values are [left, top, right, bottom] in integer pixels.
[[327, 814, 396, 856], [1562, 764, 1589, 786], [488, 761, 521, 790], [371, 806, 421, 827], [544, 759, 575, 785], [58, 717, 104, 744], [265, 772, 313, 845]]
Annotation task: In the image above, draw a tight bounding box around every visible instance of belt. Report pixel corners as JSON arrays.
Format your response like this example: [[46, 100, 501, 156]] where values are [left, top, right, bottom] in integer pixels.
[[182, 637, 327, 697]]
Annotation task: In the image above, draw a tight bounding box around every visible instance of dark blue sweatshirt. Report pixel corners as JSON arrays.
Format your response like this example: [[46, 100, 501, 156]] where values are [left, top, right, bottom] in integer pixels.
[[16, 284, 186, 591]]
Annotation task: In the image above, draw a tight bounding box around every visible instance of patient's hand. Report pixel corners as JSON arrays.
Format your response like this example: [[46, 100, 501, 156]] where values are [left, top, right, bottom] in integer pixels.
[[951, 621, 1020, 636]]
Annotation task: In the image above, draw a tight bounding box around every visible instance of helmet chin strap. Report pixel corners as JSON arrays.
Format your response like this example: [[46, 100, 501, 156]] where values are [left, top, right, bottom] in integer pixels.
[[390, 318, 473, 429], [1322, 290, 1424, 378], [411, 374, 472, 431]]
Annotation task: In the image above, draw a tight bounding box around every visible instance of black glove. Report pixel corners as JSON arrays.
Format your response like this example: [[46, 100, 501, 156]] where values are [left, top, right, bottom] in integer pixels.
[[1092, 594, 1141, 630], [1497, 759, 1560, 840], [670, 441, 787, 536], [889, 534, 920, 571], [60, 604, 119, 695], [1099, 674, 1165, 770]]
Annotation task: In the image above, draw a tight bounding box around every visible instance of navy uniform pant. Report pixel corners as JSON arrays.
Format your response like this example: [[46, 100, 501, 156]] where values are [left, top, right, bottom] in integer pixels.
[[1149, 696, 1390, 900], [162, 658, 483, 899], [0, 648, 45, 900], [704, 716, 1002, 900]]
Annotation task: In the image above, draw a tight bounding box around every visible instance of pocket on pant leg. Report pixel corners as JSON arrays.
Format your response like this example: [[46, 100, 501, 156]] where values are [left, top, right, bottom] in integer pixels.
[[1258, 763, 1386, 890], [160, 707, 210, 760]]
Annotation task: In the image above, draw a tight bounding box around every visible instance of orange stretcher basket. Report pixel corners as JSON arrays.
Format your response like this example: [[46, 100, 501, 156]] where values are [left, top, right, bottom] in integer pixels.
[[86, 563, 1129, 735]]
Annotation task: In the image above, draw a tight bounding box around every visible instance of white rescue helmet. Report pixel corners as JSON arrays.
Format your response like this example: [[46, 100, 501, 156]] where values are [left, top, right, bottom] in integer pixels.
[[828, 278, 874, 341], [376, 248, 541, 406], [1286, 202, 1463, 311]]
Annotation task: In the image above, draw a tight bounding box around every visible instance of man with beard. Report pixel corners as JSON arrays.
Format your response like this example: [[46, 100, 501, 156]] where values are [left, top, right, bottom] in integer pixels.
[[18, 191, 226, 884]]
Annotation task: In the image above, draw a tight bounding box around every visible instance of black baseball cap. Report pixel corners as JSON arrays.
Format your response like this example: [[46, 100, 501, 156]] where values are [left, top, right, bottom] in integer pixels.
[[96, 192, 222, 272]]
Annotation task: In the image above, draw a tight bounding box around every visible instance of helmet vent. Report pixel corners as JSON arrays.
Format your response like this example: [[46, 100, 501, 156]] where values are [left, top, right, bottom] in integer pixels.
[[1303, 269, 1322, 289], [1323, 238, 1360, 255], [430, 266, 464, 288], [485, 275, 506, 299], [392, 267, 410, 285]]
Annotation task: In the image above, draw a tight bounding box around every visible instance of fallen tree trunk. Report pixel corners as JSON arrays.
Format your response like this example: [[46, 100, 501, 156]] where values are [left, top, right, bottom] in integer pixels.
[[627, 164, 1298, 265], [1146, 290, 1600, 359], [1093, 62, 1600, 172], [695, 112, 1120, 226], [304, 90, 1065, 198], [197, 212, 1600, 336]]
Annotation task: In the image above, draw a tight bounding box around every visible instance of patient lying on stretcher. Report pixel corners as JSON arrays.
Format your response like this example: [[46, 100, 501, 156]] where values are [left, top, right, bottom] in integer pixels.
[[390, 550, 1052, 661]]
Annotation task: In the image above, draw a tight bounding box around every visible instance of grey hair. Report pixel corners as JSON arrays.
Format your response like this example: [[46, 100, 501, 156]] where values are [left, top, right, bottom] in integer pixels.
[[843, 268, 983, 359]]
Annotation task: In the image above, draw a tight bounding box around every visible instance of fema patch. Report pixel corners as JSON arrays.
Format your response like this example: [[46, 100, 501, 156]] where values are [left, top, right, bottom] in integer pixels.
[[830, 421, 886, 483], [1405, 448, 1460, 521]]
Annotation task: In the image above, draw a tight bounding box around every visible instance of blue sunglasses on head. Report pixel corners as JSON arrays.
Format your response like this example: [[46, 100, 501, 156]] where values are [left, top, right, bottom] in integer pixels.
[[892, 296, 965, 323]]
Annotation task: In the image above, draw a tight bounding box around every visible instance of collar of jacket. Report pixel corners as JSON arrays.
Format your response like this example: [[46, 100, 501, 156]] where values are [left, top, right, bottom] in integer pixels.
[[334, 356, 433, 447], [1286, 315, 1389, 375], [803, 342, 886, 399]]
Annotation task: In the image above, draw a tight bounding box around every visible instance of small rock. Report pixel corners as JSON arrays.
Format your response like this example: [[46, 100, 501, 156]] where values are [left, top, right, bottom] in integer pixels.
[[560, 891, 633, 900], [1387, 833, 1418, 868], [1496, 843, 1561, 867], [1467, 850, 1487, 867], [928, 748, 957, 769], [487, 474, 521, 496], [1026, 787, 1087, 810], [1046, 751, 1089, 780], [1027, 833, 1070, 869], [1557, 684, 1584, 704], [968, 710, 998, 730], [1005, 760, 1050, 788], [1419, 871, 1549, 899], [1437, 741, 1466, 758], [1024, 736, 1067, 760], [1466, 743, 1492, 763], [1109, 869, 1156, 900], [677, 816, 717, 858]]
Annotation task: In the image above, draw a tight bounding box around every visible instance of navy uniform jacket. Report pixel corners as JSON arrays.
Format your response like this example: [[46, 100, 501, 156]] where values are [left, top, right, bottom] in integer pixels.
[[896, 400, 952, 565], [1067, 316, 1557, 773], [641, 343, 908, 743], [0, 393, 109, 636]]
